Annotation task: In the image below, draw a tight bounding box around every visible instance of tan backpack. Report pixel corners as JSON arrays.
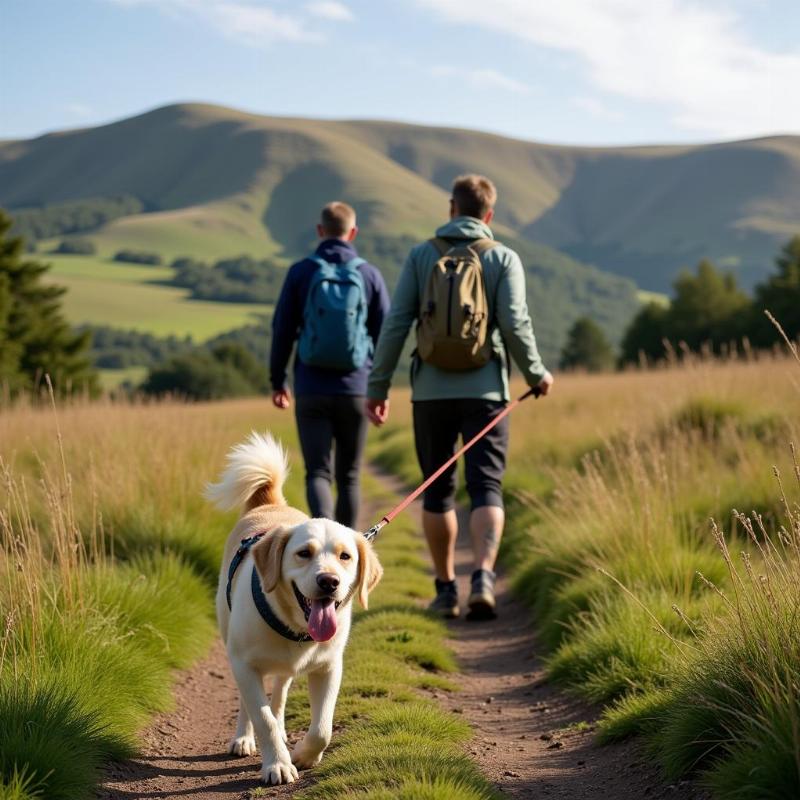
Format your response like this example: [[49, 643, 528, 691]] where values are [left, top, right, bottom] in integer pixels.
[[416, 237, 498, 371]]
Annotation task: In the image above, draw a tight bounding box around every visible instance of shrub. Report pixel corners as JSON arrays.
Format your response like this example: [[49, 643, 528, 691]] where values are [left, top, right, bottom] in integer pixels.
[[54, 238, 96, 255], [113, 249, 162, 266], [140, 350, 259, 399]]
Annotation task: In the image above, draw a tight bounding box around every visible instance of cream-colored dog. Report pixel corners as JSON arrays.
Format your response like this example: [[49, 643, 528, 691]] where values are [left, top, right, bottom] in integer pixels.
[[206, 432, 382, 785]]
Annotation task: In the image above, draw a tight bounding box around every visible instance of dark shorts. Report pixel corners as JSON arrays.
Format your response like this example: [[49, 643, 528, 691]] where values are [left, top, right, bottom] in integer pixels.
[[412, 398, 509, 513]]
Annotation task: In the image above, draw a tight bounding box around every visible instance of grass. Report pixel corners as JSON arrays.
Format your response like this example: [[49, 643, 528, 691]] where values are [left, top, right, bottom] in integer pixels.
[[5, 356, 798, 799], [502, 361, 800, 797], [0, 397, 497, 800], [41, 253, 269, 339], [369, 356, 800, 799]]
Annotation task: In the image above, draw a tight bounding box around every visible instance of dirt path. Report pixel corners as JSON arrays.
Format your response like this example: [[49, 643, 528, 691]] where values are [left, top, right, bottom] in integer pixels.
[[434, 510, 708, 800], [100, 467, 706, 800], [98, 638, 307, 800]]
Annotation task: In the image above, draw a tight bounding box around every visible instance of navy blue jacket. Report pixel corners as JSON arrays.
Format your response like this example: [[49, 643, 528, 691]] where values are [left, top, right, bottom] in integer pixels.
[[270, 239, 391, 397]]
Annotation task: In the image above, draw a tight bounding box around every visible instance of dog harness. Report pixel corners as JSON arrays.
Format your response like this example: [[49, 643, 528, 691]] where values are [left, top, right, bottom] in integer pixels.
[[226, 533, 313, 643]]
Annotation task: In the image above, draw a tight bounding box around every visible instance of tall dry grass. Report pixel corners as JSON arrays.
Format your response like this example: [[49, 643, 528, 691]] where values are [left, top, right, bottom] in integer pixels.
[[367, 355, 799, 798], [0, 395, 302, 799], [502, 359, 799, 798], [1, 394, 501, 800]]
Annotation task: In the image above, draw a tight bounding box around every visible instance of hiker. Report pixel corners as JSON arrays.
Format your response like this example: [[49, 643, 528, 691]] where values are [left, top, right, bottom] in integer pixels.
[[366, 175, 553, 620], [270, 201, 390, 528]]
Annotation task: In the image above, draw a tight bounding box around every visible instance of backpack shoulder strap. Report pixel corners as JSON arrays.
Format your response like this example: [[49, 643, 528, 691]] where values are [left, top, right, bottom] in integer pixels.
[[429, 237, 452, 257], [310, 256, 331, 271], [340, 257, 366, 270], [468, 238, 499, 256]]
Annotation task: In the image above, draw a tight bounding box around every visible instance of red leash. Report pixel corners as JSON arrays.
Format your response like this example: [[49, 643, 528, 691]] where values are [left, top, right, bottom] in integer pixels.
[[364, 386, 541, 541]]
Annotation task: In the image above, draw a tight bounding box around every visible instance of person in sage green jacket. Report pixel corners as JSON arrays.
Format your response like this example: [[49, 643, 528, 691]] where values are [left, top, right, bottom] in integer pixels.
[[366, 174, 554, 621]]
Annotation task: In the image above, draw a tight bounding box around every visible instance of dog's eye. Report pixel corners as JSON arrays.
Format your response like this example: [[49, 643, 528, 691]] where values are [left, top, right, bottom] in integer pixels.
[[297, 549, 312, 558], [340, 552, 351, 561]]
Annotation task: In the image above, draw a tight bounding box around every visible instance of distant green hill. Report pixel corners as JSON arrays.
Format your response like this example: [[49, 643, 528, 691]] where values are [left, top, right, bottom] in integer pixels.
[[2, 102, 796, 361], [1, 103, 797, 290]]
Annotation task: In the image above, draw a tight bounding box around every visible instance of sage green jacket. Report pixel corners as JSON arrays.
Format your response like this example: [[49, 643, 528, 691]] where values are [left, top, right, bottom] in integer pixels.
[[367, 217, 548, 403]]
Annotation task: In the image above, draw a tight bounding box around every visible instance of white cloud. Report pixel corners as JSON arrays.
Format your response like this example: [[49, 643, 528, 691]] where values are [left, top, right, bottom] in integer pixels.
[[63, 103, 94, 119], [106, 0, 321, 47], [306, 1, 353, 22], [572, 96, 622, 121], [432, 65, 530, 94], [417, 0, 800, 138]]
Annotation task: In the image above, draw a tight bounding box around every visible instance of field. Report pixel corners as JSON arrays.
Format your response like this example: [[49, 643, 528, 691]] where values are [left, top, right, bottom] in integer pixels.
[[369, 355, 800, 797], [39, 253, 270, 339], [1, 355, 798, 798]]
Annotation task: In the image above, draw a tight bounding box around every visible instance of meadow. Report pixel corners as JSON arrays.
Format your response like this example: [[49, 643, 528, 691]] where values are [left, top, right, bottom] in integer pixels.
[[41, 253, 270, 339], [0, 393, 496, 800], [370, 354, 800, 798], [1, 353, 798, 799]]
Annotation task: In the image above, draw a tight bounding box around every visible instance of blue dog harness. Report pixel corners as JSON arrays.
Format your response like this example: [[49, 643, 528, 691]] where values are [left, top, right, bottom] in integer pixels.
[[226, 533, 313, 643]]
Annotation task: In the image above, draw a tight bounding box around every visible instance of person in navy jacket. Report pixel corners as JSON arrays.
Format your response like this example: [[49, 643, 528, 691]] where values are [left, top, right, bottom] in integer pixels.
[[270, 202, 390, 528]]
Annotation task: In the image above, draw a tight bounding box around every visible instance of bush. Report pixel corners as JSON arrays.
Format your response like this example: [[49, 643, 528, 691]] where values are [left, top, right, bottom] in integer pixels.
[[54, 238, 96, 255], [113, 250, 162, 266], [560, 316, 615, 372], [141, 350, 260, 399], [168, 254, 282, 304], [83, 325, 193, 369]]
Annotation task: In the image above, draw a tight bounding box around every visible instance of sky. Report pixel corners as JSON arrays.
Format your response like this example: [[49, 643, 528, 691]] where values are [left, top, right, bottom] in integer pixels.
[[2, 0, 798, 145]]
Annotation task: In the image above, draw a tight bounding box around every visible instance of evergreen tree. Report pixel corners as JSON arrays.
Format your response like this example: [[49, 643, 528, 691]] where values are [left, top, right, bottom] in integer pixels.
[[619, 260, 749, 365], [667, 260, 749, 350], [560, 316, 615, 372], [0, 210, 97, 395], [751, 236, 800, 346], [619, 302, 669, 365]]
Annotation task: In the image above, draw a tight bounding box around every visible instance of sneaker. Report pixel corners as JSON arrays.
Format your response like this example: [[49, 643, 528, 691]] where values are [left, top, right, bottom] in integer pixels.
[[467, 569, 497, 621], [428, 578, 459, 619]]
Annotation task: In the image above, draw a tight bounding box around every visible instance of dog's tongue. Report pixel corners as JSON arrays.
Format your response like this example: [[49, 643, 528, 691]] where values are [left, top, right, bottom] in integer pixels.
[[308, 598, 337, 642]]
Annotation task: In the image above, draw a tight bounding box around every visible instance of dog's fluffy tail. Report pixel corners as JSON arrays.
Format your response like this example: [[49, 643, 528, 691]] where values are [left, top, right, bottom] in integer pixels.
[[205, 431, 289, 512]]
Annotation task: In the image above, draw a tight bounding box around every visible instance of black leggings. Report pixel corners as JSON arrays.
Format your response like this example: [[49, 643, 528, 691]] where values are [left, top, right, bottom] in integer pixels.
[[294, 395, 368, 528]]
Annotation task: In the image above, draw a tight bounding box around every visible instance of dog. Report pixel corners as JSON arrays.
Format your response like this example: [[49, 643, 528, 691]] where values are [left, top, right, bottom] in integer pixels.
[[206, 432, 382, 785]]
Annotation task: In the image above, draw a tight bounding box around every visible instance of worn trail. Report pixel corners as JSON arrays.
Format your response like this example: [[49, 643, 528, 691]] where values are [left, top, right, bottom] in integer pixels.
[[434, 508, 707, 799], [100, 467, 705, 799]]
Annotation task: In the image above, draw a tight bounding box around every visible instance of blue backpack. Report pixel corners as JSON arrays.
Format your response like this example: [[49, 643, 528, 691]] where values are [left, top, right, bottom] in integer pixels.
[[298, 257, 371, 371]]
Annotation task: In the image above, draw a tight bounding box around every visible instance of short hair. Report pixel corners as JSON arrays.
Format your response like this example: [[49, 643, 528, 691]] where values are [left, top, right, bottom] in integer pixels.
[[451, 174, 497, 219], [320, 201, 356, 237]]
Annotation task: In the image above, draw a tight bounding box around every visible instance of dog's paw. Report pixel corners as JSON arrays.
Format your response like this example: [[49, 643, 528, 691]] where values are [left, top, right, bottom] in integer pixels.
[[291, 742, 324, 770], [261, 757, 298, 785], [228, 735, 257, 756]]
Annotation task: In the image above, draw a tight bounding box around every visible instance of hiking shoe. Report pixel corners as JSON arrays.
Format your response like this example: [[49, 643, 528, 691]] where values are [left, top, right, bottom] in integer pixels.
[[428, 579, 459, 619], [467, 569, 497, 621]]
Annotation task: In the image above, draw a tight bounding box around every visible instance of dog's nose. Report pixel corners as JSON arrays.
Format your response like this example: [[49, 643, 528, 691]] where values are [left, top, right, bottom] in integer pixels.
[[316, 573, 340, 594]]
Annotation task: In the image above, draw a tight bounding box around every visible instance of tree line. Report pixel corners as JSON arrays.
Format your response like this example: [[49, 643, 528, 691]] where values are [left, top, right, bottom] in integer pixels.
[[2, 203, 798, 398], [168, 255, 283, 304], [9, 195, 144, 248], [561, 237, 800, 372]]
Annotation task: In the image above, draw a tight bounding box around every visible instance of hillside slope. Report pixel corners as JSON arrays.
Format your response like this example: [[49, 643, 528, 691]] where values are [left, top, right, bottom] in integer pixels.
[[1, 103, 798, 289]]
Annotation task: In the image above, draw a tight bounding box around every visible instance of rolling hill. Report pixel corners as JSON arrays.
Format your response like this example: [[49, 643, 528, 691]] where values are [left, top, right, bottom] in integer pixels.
[[2, 103, 797, 290], [1, 103, 797, 366]]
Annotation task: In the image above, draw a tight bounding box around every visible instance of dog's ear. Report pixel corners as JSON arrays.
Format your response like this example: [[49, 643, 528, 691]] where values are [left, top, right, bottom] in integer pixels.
[[355, 535, 383, 609], [252, 526, 291, 593]]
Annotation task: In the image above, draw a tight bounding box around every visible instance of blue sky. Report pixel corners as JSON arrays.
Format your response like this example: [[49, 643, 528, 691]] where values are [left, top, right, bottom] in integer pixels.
[[2, 0, 798, 145]]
